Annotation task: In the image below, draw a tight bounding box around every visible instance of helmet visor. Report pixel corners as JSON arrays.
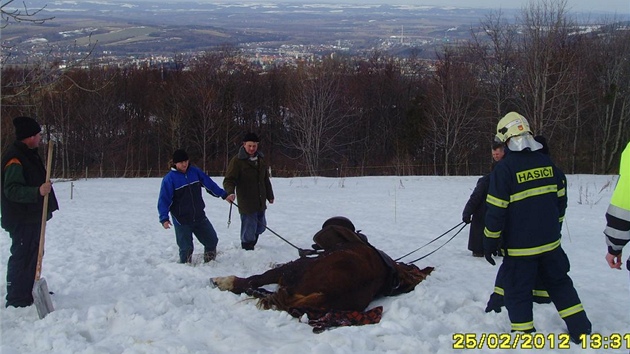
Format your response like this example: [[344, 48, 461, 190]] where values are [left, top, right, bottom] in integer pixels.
[[505, 134, 543, 152]]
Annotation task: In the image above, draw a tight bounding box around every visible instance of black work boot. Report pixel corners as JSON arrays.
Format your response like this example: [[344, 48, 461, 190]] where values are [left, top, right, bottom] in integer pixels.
[[5, 299, 33, 308], [204, 250, 216, 262], [565, 313, 592, 344], [241, 242, 255, 250]]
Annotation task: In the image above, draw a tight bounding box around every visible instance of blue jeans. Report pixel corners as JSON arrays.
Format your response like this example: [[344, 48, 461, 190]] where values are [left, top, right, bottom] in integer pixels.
[[174, 217, 218, 263], [240, 211, 266, 244]]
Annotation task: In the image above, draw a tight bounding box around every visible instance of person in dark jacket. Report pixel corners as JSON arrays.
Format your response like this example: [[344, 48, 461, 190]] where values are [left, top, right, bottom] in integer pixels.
[[223, 133, 275, 250], [484, 112, 591, 343], [158, 149, 229, 263], [462, 142, 504, 257], [1, 116, 59, 308]]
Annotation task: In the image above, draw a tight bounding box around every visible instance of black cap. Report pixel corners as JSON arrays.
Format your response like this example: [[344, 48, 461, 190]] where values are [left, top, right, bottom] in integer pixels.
[[242, 132, 260, 142], [172, 149, 189, 163], [13, 116, 42, 140]]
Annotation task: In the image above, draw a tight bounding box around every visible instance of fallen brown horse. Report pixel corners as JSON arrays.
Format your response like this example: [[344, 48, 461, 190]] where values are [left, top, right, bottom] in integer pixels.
[[211, 224, 434, 332]]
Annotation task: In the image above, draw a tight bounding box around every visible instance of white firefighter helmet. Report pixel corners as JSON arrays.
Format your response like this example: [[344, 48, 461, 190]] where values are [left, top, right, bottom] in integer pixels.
[[495, 112, 542, 152]]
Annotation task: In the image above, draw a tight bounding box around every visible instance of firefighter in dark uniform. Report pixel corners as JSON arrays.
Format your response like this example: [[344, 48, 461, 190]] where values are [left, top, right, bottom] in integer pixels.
[[483, 112, 591, 343], [484, 136, 553, 313]]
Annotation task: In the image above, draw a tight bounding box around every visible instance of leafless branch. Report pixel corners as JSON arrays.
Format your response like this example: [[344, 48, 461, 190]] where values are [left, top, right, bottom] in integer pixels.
[[1, 0, 54, 28]]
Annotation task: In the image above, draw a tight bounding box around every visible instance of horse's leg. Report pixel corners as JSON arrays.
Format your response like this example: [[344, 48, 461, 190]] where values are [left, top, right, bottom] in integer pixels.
[[212, 258, 312, 294]]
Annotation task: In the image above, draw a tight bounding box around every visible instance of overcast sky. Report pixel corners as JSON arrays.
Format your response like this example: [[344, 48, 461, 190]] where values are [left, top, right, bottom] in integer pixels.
[[444, 0, 625, 13], [174, 0, 629, 14], [403, 0, 629, 13]]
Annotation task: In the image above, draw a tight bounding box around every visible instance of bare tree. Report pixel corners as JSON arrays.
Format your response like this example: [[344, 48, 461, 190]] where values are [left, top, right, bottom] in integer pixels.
[[1, 0, 92, 82], [187, 83, 219, 172], [588, 23, 630, 173], [425, 47, 482, 176], [1, 0, 53, 28], [563, 35, 594, 174], [283, 64, 355, 176], [515, 0, 577, 135], [467, 10, 520, 116], [155, 80, 187, 165]]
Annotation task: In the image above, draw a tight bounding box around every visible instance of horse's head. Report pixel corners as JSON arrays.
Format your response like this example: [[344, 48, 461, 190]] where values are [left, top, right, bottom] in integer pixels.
[[389, 263, 434, 296]]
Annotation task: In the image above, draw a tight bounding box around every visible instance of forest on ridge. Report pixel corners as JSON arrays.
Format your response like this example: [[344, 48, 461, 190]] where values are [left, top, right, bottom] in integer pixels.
[[1, 1, 629, 178]]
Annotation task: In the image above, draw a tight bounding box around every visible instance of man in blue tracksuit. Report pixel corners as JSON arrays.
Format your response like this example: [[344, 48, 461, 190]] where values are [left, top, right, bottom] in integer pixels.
[[158, 149, 229, 263], [484, 112, 591, 343]]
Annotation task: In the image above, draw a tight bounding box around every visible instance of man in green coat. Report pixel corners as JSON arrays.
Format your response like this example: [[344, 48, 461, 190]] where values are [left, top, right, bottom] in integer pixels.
[[1, 117, 59, 308], [224, 133, 274, 250]]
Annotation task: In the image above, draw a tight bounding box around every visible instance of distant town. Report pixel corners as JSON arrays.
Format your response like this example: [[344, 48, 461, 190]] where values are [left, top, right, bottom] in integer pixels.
[[0, 1, 516, 68], [2, 1, 627, 70]]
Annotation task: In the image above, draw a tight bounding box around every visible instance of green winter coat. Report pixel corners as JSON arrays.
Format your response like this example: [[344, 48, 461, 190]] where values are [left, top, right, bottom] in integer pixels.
[[1, 141, 59, 232], [223, 146, 274, 215]]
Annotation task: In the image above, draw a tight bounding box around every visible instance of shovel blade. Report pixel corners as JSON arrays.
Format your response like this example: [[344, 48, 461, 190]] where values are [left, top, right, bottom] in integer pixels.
[[32, 277, 54, 319]]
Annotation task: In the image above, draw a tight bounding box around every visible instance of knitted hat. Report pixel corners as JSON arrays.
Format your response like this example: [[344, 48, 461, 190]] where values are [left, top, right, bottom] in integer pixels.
[[172, 149, 189, 163], [242, 132, 260, 143], [13, 116, 42, 140]]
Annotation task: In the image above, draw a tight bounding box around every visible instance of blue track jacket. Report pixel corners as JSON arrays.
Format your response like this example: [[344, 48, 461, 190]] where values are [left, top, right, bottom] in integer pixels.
[[158, 165, 227, 226]]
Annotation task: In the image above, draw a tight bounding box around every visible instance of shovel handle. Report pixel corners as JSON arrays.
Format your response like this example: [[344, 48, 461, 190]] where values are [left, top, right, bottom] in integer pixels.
[[35, 140, 53, 282]]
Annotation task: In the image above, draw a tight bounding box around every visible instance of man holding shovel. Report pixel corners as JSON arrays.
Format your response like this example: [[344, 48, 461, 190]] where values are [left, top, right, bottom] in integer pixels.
[[1, 116, 58, 308]]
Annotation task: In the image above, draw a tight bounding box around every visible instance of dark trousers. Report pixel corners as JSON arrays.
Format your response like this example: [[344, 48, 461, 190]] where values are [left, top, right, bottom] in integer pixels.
[[6, 223, 40, 307], [174, 217, 218, 263], [493, 263, 550, 301], [239, 211, 266, 244], [502, 247, 591, 335]]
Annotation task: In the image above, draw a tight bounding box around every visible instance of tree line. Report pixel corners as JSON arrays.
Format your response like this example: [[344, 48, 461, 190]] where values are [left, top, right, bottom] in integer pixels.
[[1, 0, 629, 179]]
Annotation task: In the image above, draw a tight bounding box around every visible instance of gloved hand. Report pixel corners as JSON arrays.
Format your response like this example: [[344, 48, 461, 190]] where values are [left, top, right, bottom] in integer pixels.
[[462, 215, 471, 224], [484, 251, 496, 265], [485, 293, 504, 313], [483, 237, 500, 266]]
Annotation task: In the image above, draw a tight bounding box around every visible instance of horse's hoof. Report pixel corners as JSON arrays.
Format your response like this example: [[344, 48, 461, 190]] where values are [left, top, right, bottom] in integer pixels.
[[211, 276, 235, 291]]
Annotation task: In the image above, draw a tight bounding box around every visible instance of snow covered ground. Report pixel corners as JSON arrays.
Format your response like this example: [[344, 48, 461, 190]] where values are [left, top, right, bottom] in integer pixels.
[[1, 174, 628, 353]]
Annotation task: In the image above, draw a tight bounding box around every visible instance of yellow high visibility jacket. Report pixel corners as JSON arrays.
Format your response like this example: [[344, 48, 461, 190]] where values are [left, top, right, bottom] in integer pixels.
[[610, 142, 630, 211], [604, 141, 630, 256]]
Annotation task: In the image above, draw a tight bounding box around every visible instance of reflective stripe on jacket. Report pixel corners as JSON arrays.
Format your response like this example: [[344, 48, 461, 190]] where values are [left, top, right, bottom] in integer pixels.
[[484, 149, 567, 256], [605, 142, 630, 259]]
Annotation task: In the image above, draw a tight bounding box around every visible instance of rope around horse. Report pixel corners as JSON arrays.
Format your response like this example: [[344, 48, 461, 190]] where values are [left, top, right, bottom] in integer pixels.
[[394, 221, 466, 262], [407, 223, 467, 264], [229, 201, 303, 251], [229, 201, 466, 262]]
